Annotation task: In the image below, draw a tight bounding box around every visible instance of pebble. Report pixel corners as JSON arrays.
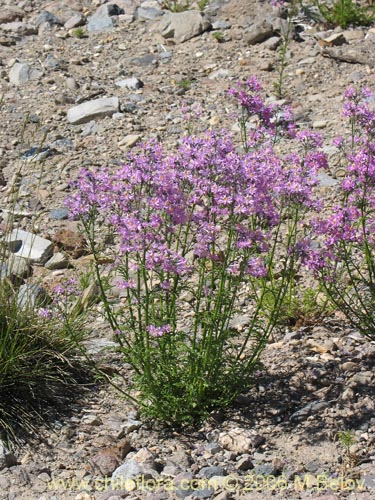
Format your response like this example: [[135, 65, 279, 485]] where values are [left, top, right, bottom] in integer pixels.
[[9, 62, 42, 85], [67, 97, 120, 125]]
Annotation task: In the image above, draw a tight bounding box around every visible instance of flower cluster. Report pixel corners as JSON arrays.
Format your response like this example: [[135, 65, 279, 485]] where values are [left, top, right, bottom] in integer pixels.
[[66, 78, 329, 422], [308, 87, 375, 274]]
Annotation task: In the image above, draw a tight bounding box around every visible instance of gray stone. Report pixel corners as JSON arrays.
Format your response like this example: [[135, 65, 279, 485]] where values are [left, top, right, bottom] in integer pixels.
[[199, 466, 227, 479], [245, 20, 274, 45], [6, 229, 53, 264], [0, 442, 17, 470], [115, 77, 144, 90], [131, 54, 157, 66], [263, 36, 281, 50], [289, 401, 330, 422], [212, 20, 231, 30], [9, 63, 42, 86], [1, 256, 31, 281], [85, 339, 118, 355], [49, 208, 69, 220], [0, 7, 25, 24], [0, 22, 37, 35], [33, 10, 63, 28], [204, 442, 222, 454], [121, 419, 142, 434], [167, 451, 192, 469], [87, 4, 124, 33], [158, 11, 211, 43], [67, 97, 119, 125], [45, 252, 69, 270], [17, 283, 49, 310], [236, 455, 254, 471], [64, 13, 85, 30], [136, 7, 164, 21], [112, 458, 158, 481], [253, 463, 277, 476]]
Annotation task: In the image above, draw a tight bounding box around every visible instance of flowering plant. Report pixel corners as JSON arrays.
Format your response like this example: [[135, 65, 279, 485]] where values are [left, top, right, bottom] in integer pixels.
[[67, 78, 326, 423], [309, 87, 375, 340]]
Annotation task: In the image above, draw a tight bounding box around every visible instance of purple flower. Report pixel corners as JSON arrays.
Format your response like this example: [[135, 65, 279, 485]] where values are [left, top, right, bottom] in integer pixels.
[[147, 324, 172, 337]]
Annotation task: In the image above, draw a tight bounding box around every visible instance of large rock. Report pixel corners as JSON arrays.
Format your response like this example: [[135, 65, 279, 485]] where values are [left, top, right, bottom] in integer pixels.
[[42, 1, 86, 24], [87, 4, 124, 32], [33, 10, 63, 28], [6, 229, 53, 264], [9, 63, 42, 86], [245, 20, 274, 45], [158, 11, 211, 43], [67, 97, 119, 124], [0, 7, 25, 24]]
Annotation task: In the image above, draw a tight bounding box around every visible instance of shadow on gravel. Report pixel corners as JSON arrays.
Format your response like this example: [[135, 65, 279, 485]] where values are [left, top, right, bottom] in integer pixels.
[[225, 356, 375, 444]]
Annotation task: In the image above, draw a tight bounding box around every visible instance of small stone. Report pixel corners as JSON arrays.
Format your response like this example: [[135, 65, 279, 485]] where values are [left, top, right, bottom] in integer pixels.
[[167, 450, 192, 469], [49, 208, 69, 220], [347, 372, 373, 387], [212, 20, 231, 30], [9, 62, 42, 86], [66, 77, 78, 90], [245, 20, 273, 45], [0, 7, 25, 24], [263, 36, 280, 50], [313, 120, 328, 129], [219, 429, 265, 454], [17, 283, 49, 310], [33, 10, 62, 28], [0, 441, 18, 470], [289, 401, 330, 422], [158, 11, 211, 44], [253, 463, 277, 476], [236, 455, 254, 471], [6, 229, 53, 264], [67, 97, 119, 125], [52, 229, 86, 258], [319, 33, 347, 47], [87, 4, 124, 33], [136, 7, 164, 21], [120, 419, 142, 435], [64, 14, 85, 30], [1, 256, 31, 281], [82, 414, 102, 426], [45, 252, 69, 270], [199, 466, 226, 479], [118, 134, 141, 149], [341, 361, 357, 371], [204, 442, 222, 455], [115, 77, 144, 90]]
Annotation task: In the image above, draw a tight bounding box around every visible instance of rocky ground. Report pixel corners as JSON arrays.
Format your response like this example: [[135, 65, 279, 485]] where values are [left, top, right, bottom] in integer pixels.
[[0, 0, 375, 499]]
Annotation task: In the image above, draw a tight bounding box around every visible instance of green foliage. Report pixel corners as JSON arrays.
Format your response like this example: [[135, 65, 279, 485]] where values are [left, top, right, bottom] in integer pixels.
[[71, 27, 87, 38], [176, 78, 193, 91], [0, 279, 89, 441], [197, 0, 209, 11], [315, 0, 375, 28], [277, 286, 332, 328], [163, 0, 191, 12], [212, 31, 224, 42]]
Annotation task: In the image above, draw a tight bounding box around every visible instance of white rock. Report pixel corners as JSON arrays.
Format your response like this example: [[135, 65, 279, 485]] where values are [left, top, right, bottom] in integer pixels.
[[115, 77, 143, 90], [67, 97, 119, 125], [219, 428, 262, 454], [118, 134, 141, 149], [158, 11, 211, 43], [9, 62, 42, 86], [6, 229, 53, 264]]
